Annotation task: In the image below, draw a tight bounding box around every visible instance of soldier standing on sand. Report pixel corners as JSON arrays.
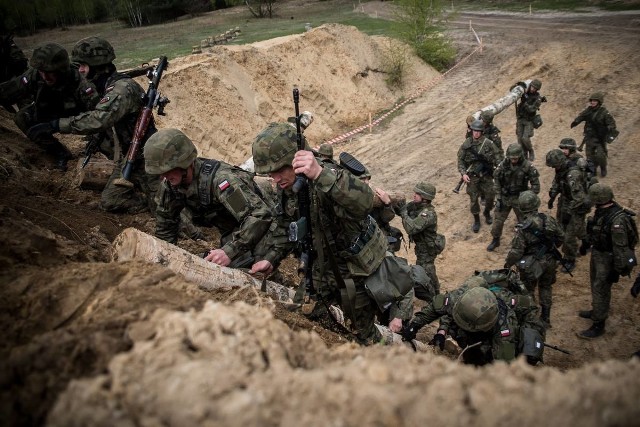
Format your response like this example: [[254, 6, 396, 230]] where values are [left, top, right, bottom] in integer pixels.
[[515, 79, 545, 162]]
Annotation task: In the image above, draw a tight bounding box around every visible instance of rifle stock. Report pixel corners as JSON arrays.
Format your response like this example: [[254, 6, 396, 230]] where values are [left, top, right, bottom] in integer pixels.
[[453, 178, 465, 194]]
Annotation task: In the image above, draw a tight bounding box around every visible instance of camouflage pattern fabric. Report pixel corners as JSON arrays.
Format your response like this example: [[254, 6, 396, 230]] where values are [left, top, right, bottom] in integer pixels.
[[457, 135, 501, 215], [516, 90, 543, 158], [573, 104, 617, 172]]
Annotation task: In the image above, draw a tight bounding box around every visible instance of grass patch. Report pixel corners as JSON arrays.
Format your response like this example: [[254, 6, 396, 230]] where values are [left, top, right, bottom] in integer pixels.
[[453, 0, 640, 12]]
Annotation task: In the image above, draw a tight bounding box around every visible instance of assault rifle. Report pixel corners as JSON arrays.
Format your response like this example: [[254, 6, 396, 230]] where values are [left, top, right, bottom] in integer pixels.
[[288, 88, 315, 301], [115, 56, 169, 188], [121, 63, 154, 79], [544, 342, 571, 355], [81, 134, 102, 168]]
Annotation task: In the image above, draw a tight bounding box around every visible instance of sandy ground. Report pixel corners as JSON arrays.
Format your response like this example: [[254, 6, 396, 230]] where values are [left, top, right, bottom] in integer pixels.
[[1, 2, 640, 425]]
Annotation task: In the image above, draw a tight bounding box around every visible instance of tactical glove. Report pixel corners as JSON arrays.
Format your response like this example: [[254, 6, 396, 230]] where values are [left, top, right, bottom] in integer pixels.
[[429, 332, 446, 351], [401, 323, 418, 342], [631, 274, 640, 298], [26, 120, 60, 141], [570, 120, 579, 129]]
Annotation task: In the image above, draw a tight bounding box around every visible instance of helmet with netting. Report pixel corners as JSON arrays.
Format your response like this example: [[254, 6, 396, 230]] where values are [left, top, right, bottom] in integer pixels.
[[480, 110, 494, 124], [453, 287, 499, 333], [530, 79, 542, 90], [144, 129, 198, 175], [589, 92, 604, 103], [318, 143, 333, 158], [414, 182, 436, 201], [588, 183, 614, 205], [470, 120, 484, 131], [518, 190, 540, 213], [29, 43, 70, 73], [559, 138, 577, 150], [71, 36, 115, 66], [506, 143, 523, 159], [545, 149, 566, 168], [252, 122, 298, 174]]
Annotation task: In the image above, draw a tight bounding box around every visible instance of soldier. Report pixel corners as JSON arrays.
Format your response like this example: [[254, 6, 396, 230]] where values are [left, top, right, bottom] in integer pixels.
[[457, 119, 501, 233], [515, 79, 545, 161], [487, 143, 540, 251], [571, 92, 618, 177], [545, 148, 590, 273], [144, 128, 273, 268], [26, 36, 157, 213], [249, 122, 391, 344], [480, 110, 504, 159], [578, 183, 638, 339], [0, 43, 99, 170], [402, 274, 546, 366], [504, 191, 564, 328], [316, 143, 334, 161], [395, 182, 442, 296], [1, 33, 28, 111]]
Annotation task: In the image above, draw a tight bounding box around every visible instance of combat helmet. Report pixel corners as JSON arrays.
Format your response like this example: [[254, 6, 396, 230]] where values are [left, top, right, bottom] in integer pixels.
[[559, 138, 577, 150], [414, 182, 436, 201], [589, 183, 614, 205], [71, 36, 116, 66], [462, 275, 488, 289], [252, 122, 298, 174], [506, 143, 523, 160], [29, 43, 70, 73], [144, 129, 198, 175], [545, 148, 566, 169], [518, 190, 540, 213], [530, 79, 542, 90], [469, 120, 484, 131], [589, 92, 604, 104], [317, 143, 333, 158], [480, 110, 494, 124], [453, 287, 499, 333]]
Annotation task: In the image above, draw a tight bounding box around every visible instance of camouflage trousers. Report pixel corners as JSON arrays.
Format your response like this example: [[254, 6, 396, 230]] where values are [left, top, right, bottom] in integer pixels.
[[523, 255, 556, 309], [416, 251, 440, 296], [557, 202, 586, 262], [491, 195, 524, 239], [466, 175, 495, 215], [101, 159, 160, 214], [516, 119, 535, 158], [583, 135, 608, 170], [589, 249, 616, 322]]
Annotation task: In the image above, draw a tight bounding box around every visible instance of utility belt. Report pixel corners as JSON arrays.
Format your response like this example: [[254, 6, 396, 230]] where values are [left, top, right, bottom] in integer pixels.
[[338, 215, 387, 277]]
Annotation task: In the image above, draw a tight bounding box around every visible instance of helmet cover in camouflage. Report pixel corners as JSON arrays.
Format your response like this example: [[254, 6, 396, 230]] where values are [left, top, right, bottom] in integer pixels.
[[318, 143, 333, 157], [545, 148, 566, 168], [462, 275, 488, 289], [480, 110, 494, 123], [144, 129, 197, 175], [559, 138, 577, 150], [588, 182, 614, 205], [506, 143, 523, 159], [29, 43, 70, 73], [530, 79, 542, 90], [414, 182, 436, 201], [589, 92, 604, 103], [71, 36, 115, 66], [252, 122, 298, 174], [470, 119, 484, 131], [518, 190, 540, 213], [453, 287, 499, 332]]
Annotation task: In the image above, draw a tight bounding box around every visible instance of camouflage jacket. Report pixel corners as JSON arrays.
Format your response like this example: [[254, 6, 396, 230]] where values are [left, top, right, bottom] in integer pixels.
[[457, 136, 501, 177], [466, 124, 503, 159], [516, 91, 542, 121], [549, 163, 589, 212], [573, 104, 617, 141], [505, 211, 565, 268], [400, 201, 437, 254], [588, 203, 637, 274], [155, 158, 272, 260], [494, 158, 540, 198], [0, 35, 28, 82], [0, 67, 99, 121]]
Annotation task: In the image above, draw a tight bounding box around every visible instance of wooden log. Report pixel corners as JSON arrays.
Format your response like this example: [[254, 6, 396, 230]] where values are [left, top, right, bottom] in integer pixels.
[[74, 157, 115, 190], [111, 227, 295, 302]]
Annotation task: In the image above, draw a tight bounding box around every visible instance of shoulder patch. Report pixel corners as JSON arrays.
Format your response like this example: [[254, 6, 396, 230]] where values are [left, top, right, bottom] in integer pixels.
[[420, 212, 429, 217], [98, 96, 110, 104], [85, 87, 95, 95], [21, 76, 28, 85], [218, 180, 230, 191], [105, 85, 115, 93], [500, 329, 511, 337]]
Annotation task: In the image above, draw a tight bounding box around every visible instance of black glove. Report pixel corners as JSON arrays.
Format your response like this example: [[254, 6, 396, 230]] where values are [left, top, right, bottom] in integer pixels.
[[26, 119, 60, 141], [401, 323, 418, 342], [570, 120, 579, 129], [631, 275, 640, 298], [428, 333, 446, 351], [540, 96, 547, 103], [547, 199, 554, 210]]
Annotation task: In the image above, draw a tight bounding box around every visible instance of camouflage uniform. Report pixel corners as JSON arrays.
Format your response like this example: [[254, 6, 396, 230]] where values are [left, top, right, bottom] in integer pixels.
[[580, 184, 637, 339], [515, 80, 544, 161], [465, 111, 504, 159], [1, 34, 29, 111], [457, 123, 501, 230], [406, 276, 545, 366], [571, 93, 617, 177], [504, 191, 564, 327]]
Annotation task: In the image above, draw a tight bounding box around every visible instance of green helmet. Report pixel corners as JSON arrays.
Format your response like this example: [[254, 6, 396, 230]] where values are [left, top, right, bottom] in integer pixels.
[[318, 143, 333, 158], [252, 122, 298, 174], [518, 190, 540, 213], [71, 36, 115, 66], [470, 120, 484, 131], [545, 149, 566, 168], [589, 92, 604, 103], [143, 129, 198, 175], [530, 79, 542, 90], [453, 287, 498, 333], [29, 43, 70, 73], [480, 110, 494, 123], [462, 275, 488, 289], [559, 138, 577, 150], [588, 183, 614, 205], [414, 182, 436, 201], [506, 143, 523, 159]]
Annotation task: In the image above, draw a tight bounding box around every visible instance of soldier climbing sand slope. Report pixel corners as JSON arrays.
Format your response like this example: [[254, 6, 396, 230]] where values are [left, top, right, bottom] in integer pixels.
[[515, 79, 546, 161]]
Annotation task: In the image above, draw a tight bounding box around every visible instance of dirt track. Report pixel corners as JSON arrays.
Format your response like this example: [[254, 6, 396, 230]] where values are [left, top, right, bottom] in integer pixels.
[[1, 3, 640, 425]]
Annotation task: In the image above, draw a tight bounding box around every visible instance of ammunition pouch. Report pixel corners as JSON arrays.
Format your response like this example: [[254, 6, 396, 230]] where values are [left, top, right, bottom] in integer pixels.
[[521, 327, 544, 359], [517, 254, 544, 282], [364, 255, 415, 312], [340, 216, 387, 277], [533, 114, 543, 129]]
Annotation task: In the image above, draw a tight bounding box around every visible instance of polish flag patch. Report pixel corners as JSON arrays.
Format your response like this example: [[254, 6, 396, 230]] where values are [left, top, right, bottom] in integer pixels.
[[500, 329, 511, 337], [21, 76, 28, 85], [85, 87, 94, 95], [218, 180, 230, 191]]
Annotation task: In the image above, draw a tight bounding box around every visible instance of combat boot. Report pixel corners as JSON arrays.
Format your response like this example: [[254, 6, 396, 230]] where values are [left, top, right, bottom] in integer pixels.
[[577, 320, 605, 339], [578, 310, 592, 319], [472, 214, 481, 233], [579, 239, 590, 256], [484, 210, 493, 225], [487, 237, 500, 252], [600, 165, 607, 177], [541, 305, 552, 329]]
